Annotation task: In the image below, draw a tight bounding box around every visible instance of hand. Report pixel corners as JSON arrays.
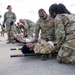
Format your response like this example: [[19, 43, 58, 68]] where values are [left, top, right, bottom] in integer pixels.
[[10, 21, 14, 25]]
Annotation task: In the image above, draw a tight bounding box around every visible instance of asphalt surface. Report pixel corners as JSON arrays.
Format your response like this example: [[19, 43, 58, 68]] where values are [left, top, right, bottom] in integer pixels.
[[0, 34, 75, 75]]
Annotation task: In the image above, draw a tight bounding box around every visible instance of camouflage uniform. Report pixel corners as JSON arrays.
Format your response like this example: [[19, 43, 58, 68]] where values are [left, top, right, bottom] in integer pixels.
[[55, 14, 75, 64], [1, 25, 6, 37], [34, 40, 54, 54], [35, 15, 55, 41], [14, 24, 18, 34], [16, 25, 22, 34], [3, 11, 16, 43], [21, 19, 35, 37]]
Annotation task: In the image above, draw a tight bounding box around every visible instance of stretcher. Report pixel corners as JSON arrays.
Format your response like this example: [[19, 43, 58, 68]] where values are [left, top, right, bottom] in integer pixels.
[[10, 48, 52, 61]]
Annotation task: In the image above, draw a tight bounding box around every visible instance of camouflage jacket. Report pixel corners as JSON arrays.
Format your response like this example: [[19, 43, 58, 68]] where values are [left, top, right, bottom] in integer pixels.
[[35, 15, 55, 41], [3, 11, 16, 25], [22, 19, 35, 29], [34, 40, 54, 54], [55, 14, 75, 49], [22, 19, 35, 36]]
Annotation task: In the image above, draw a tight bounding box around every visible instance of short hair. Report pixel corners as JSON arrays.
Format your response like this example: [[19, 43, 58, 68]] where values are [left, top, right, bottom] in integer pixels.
[[38, 9, 46, 14], [7, 5, 11, 9]]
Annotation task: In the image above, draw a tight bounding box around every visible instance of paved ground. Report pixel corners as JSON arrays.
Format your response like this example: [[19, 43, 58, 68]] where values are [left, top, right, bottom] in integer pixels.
[[0, 34, 75, 75]]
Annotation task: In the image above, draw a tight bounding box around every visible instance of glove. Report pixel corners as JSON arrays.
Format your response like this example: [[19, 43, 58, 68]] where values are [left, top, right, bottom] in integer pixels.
[[3, 24, 5, 27], [10, 21, 14, 25]]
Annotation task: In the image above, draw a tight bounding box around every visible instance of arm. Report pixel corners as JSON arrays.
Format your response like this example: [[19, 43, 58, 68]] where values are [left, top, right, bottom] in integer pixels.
[[34, 21, 40, 41], [52, 20, 56, 41], [13, 12, 16, 22], [55, 15, 66, 49], [3, 12, 6, 24]]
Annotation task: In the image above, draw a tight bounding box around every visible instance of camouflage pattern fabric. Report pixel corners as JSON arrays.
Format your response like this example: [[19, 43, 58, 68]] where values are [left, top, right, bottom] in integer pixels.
[[3, 11, 16, 42], [21, 19, 35, 37], [1, 25, 6, 37], [16, 26, 22, 34], [35, 15, 55, 41], [13, 24, 19, 34], [55, 14, 75, 64], [34, 40, 54, 54]]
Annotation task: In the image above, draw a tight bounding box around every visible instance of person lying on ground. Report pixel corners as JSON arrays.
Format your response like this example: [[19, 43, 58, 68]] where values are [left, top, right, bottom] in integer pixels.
[[21, 38, 54, 54]]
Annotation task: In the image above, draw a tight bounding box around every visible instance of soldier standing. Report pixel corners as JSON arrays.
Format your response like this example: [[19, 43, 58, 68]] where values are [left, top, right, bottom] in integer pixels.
[[3, 5, 16, 44], [34, 9, 55, 42], [49, 3, 75, 64]]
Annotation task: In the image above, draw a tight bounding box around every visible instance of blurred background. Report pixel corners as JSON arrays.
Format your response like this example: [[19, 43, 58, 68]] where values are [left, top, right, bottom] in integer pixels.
[[0, 0, 75, 30]]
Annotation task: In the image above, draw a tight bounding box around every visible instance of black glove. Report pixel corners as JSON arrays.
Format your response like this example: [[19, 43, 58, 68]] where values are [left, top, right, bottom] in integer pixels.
[[10, 21, 14, 25], [3, 24, 5, 27]]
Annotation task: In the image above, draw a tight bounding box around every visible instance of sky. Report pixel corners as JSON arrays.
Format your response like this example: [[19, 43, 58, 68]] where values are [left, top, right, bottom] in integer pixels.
[[0, 0, 75, 23]]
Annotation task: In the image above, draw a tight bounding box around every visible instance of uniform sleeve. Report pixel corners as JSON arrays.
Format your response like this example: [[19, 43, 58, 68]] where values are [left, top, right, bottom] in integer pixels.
[[54, 15, 66, 49], [3, 12, 6, 24], [34, 21, 40, 41], [13, 12, 16, 22], [55, 15, 66, 39], [52, 19, 56, 41]]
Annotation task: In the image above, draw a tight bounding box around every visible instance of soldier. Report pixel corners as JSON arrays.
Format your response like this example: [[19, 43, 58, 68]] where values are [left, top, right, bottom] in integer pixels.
[[1, 24, 6, 37], [19, 19, 35, 37], [3, 5, 16, 44], [34, 9, 55, 42], [49, 3, 75, 64], [21, 39, 54, 54]]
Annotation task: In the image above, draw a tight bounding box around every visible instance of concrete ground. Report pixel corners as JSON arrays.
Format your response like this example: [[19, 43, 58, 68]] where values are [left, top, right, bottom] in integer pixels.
[[0, 34, 75, 75]]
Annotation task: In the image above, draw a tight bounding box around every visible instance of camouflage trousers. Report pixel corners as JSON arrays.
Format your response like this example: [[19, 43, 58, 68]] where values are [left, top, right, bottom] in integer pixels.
[[57, 39, 75, 64], [6, 24, 15, 41], [1, 30, 5, 37]]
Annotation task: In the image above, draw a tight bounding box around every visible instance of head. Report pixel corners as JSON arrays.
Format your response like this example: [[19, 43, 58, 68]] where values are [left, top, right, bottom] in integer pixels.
[[49, 3, 71, 18], [19, 19, 23, 23], [38, 9, 47, 20], [26, 43, 35, 49], [57, 3, 71, 14], [7, 5, 12, 12], [49, 4, 58, 18]]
